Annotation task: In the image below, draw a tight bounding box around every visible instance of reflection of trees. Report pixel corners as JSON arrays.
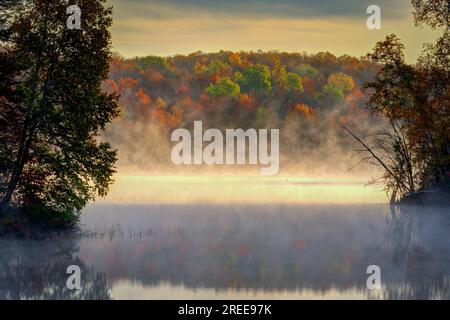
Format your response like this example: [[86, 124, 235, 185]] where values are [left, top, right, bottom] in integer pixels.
[[0, 236, 110, 300], [368, 205, 450, 299], [83, 206, 388, 293], [84, 205, 450, 300], [3, 204, 447, 300]]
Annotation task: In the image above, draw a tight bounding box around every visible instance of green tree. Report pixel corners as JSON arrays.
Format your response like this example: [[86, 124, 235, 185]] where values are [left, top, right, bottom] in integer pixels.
[[205, 77, 240, 99], [240, 64, 272, 94], [315, 84, 344, 106], [271, 60, 289, 91], [134, 55, 170, 72], [287, 72, 303, 93], [293, 64, 319, 79], [0, 0, 19, 41], [311, 52, 338, 70], [0, 0, 119, 226], [234, 71, 244, 83], [201, 59, 231, 77], [412, 0, 450, 29], [327, 72, 355, 93], [1, 1, 23, 206]]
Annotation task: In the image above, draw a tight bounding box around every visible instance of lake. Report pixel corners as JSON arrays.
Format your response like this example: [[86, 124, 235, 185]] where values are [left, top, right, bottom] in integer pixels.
[[0, 176, 449, 300]]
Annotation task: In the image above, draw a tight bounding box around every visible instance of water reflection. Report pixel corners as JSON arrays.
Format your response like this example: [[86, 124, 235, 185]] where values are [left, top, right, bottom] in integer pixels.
[[374, 206, 450, 299], [0, 235, 110, 300], [0, 204, 449, 299]]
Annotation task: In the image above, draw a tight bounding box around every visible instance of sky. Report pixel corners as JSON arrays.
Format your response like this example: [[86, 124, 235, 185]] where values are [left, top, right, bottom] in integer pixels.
[[107, 0, 440, 62]]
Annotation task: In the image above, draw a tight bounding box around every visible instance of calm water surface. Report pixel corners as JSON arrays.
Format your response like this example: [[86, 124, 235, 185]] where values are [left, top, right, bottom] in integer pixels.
[[1, 203, 449, 300]]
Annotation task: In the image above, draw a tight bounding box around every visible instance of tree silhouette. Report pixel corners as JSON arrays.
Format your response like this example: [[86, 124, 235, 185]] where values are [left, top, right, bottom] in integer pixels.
[[343, 0, 449, 202], [0, 0, 119, 225]]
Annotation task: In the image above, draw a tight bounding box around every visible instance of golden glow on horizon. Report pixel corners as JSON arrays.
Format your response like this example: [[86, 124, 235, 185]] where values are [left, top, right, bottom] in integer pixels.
[[99, 175, 388, 205]]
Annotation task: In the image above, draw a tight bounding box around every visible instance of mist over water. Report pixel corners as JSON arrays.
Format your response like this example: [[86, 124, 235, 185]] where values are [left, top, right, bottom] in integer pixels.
[[1, 204, 449, 300], [104, 107, 386, 179], [101, 49, 389, 180]]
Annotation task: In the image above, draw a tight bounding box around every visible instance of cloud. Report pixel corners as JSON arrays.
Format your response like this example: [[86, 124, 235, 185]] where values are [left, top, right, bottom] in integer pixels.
[[106, 0, 437, 63], [108, 0, 411, 20]]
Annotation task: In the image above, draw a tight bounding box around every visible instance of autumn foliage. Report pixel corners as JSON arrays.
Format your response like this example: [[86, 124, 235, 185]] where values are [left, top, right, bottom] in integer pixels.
[[106, 50, 376, 132], [102, 50, 383, 176]]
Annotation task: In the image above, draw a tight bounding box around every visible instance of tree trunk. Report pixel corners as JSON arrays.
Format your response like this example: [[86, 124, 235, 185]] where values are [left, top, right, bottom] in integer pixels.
[[0, 122, 35, 207], [1, 57, 44, 208]]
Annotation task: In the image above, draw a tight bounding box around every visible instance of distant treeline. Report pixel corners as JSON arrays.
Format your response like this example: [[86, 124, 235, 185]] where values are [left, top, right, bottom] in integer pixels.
[[105, 50, 377, 129], [103, 51, 382, 175]]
